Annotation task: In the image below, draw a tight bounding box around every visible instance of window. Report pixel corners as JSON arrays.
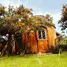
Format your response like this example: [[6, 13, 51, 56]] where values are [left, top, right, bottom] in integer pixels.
[[38, 29, 46, 39]]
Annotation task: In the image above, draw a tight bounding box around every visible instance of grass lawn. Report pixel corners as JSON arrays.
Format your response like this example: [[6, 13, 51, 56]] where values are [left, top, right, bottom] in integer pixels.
[[0, 52, 67, 67]]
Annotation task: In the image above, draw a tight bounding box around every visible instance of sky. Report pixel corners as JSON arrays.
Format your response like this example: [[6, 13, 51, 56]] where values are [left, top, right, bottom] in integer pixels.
[[0, 0, 67, 35]]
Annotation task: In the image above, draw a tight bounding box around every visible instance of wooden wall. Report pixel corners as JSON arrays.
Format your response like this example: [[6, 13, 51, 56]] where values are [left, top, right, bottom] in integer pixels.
[[21, 26, 56, 53]]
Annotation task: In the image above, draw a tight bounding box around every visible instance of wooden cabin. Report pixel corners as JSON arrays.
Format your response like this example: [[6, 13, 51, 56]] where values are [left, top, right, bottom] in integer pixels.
[[21, 25, 56, 54]]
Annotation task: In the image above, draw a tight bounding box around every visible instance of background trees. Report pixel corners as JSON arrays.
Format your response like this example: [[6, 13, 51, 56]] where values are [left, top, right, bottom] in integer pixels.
[[58, 5, 67, 30], [0, 4, 33, 35], [58, 5, 67, 53], [0, 4, 33, 55], [0, 4, 54, 35]]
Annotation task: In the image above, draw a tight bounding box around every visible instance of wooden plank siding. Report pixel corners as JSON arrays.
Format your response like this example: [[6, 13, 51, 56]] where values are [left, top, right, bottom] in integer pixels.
[[21, 26, 56, 53]]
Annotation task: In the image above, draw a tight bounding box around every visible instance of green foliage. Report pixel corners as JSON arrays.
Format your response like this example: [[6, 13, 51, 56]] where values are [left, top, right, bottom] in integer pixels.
[[0, 4, 55, 35], [58, 5, 67, 30], [32, 15, 55, 27], [0, 4, 33, 34], [0, 4, 5, 15], [59, 37, 67, 45]]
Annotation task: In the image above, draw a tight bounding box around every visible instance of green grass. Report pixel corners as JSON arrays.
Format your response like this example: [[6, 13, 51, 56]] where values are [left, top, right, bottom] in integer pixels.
[[0, 52, 67, 67]]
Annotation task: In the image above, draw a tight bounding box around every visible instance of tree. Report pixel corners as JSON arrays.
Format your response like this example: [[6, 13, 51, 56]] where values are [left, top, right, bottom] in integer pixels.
[[31, 14, 54, 27], [58, 5, 67, 30], [59, 36, 67, 45], [0, 4, 33, 34], [0, 4, 55, 55], [0, 4, 54, 35], [0, 4, 33, 55]]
